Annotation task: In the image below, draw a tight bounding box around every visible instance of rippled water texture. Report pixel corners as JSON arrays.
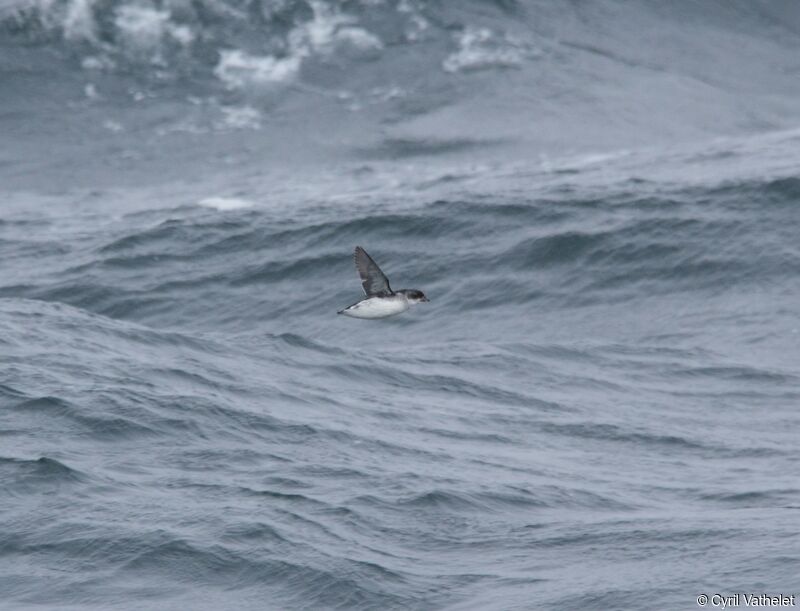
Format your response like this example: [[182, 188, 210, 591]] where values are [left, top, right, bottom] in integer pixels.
[[2, 1, 800, 609]]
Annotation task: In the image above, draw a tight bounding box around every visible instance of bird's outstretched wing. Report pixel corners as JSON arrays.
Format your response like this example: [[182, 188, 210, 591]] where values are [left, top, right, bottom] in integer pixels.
[[354, 246, 393, 297]]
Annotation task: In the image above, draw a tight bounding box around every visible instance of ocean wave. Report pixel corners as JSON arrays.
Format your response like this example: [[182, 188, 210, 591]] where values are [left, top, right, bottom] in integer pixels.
[[4, 2, 800, 609], [1, 0, 408, 85], [698, 489, 800, 506], [2, 174, 796, 328], [355, 484, 632, 514], [0, 455, 87, 494], [442, 26, 531, 73], [4, 0, 800, 182], [540, 422, 708, 451], [8, 395, 157, 439]]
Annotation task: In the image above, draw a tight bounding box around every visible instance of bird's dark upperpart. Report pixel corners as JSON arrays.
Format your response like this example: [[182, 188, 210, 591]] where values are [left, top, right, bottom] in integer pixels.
[[398, 289, 429, 303]]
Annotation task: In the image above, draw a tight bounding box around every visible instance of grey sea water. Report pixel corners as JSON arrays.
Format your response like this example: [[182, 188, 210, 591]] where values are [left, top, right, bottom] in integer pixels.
[[2, 1, 800, 609]]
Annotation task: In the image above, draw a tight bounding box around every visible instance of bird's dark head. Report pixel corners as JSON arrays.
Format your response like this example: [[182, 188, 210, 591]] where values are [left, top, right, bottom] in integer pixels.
[[403, 289, 429, 304]]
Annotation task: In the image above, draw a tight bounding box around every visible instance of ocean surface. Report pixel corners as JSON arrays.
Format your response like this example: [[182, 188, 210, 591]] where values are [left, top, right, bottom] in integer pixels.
[[2, 1, 800, 609]]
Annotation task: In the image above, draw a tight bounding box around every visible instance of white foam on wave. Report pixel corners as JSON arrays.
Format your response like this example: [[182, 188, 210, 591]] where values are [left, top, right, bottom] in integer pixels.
[[293, 1, 382, 54], [214, 50, 302, 89], [197, 197, 254, 211], [20, 0, 381, 95], [62, 0, 96, 42], [36, 0, 192, 54], [214, 1, 382, 91], [114, 5, 168, 50], [114, 4, 193, 62], [333, 26, 383, 53], [219, 106, 262, 130], [442, 27, 525, 73], [81, 55, 114, 71], [102, 119, 124, 132]]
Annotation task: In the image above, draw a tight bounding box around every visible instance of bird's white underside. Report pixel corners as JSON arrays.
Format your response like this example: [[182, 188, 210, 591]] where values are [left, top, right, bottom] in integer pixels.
[[340, 295, 410, 319]]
